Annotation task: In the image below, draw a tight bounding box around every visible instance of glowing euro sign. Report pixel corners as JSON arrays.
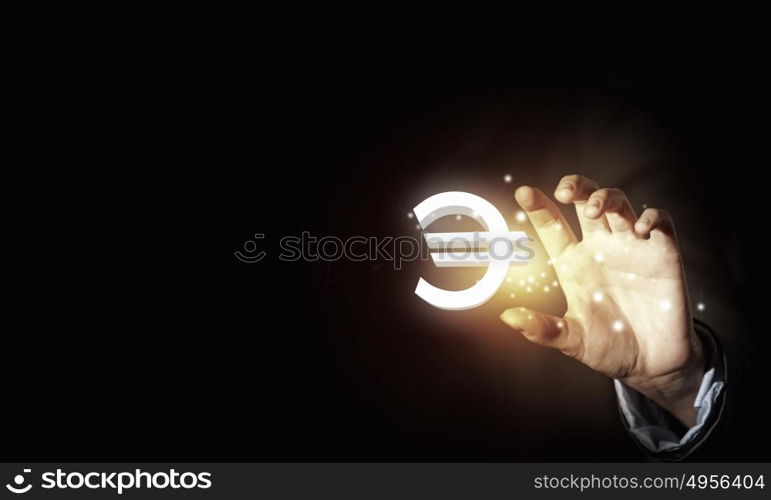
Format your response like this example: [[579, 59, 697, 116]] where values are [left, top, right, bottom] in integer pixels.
[[414, 192, 531, 310]]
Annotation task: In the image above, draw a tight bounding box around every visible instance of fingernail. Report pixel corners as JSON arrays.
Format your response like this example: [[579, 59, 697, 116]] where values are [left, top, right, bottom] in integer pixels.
[[559, 182, 574, 191], [499, 310, 522, 329], [639, 217, 651, 225]]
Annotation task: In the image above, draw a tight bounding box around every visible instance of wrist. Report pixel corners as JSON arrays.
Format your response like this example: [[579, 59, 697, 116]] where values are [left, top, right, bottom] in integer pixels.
[[622, 330, 706, 427]]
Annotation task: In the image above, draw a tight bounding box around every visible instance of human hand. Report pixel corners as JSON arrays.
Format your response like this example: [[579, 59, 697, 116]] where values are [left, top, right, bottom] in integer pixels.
[[500, 175, 705, 427]]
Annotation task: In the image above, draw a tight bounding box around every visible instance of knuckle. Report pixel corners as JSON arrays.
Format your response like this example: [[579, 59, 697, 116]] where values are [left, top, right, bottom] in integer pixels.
[[606, 188, 631, 210], [579, 176, 600, 190], [607, 187, 627, 199], [649, 208, 671, 221], [561, 174, 581, 184], [563, 174, 598, 192]]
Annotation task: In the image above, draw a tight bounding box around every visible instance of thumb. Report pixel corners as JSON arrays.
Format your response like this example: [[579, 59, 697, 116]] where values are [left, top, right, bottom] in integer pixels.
[[500, 307, 570, 350]]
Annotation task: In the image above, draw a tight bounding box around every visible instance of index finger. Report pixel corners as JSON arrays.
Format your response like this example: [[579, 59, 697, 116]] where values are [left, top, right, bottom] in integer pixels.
[[514, 186, 577, 259]]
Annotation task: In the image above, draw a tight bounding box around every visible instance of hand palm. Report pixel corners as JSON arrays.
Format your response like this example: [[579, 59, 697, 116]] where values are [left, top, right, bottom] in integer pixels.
[[556, 231, 691, 380]]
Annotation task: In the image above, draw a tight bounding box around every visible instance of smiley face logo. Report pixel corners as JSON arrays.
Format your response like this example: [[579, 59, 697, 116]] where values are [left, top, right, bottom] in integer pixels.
[[234, 234, 266, 263], [6, 469, 32, 494]]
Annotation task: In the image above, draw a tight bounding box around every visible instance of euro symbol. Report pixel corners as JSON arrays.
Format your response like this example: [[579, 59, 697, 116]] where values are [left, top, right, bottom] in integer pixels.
[[414, 192, 532, 310]]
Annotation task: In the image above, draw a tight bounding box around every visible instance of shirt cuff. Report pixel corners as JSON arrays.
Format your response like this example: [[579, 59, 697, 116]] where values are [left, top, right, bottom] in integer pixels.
[[614, 321, 726, 459]]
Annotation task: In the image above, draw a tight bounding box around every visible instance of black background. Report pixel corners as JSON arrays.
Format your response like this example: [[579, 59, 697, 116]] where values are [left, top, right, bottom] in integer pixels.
[[8, 28, 768, 461]]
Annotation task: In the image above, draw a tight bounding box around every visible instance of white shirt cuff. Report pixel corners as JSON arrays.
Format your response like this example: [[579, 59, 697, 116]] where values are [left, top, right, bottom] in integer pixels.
[[614, 366, 725, 454]]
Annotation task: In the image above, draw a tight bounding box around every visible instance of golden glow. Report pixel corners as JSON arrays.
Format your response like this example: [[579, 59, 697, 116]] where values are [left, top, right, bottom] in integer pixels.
[[412, 197, 569, 316]]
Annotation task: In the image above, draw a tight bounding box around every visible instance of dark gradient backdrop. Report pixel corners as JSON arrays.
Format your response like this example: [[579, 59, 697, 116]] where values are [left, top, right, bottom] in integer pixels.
[[216, 59, 766, 460], [8, 45, 767, 462]]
